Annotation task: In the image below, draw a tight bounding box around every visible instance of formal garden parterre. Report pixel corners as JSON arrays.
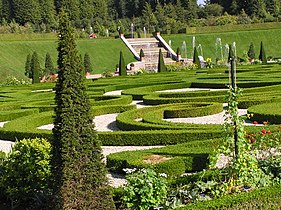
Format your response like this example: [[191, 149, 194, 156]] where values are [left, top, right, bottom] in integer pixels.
[[0, 62, 281, 208]]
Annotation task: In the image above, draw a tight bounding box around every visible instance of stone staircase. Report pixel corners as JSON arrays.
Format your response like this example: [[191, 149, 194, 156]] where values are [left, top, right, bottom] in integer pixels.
[[120, 34, 177, 72]]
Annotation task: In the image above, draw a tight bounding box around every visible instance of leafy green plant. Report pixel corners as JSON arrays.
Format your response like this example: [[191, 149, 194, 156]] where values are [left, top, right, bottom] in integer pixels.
[[210, 87, 271, 190], [0, 138, 51, 208], [123, 168, 167, 210]]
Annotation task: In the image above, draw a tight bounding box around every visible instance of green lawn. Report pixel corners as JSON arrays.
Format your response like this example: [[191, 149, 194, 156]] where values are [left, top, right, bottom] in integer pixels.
[[1, 26, 281, 82], [0, 36, 134, 82], [163, 28, 281, 61]]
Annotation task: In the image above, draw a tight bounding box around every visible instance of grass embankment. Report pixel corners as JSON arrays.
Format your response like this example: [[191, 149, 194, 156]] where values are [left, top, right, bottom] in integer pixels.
[[0, 36, 134, 82], [164, 28, 281, 61], [1, 23, 281, 81]]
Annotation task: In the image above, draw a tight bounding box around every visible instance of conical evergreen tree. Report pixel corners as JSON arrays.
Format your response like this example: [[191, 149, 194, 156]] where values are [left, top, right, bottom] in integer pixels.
[[30, 52, 41, 83], [25, 54, 32, 78], [247, 42, 255, 60], [259, 41, 267, 64], [193, 47, 201, 69], [119, 51, 127, 76], [140, 49, 144, 61], [158, 49, 167, 72], [13, 0, 41, 24], [45, 52, 55, 75], [51, 10, 115, 209], [176, 47, 181, 61], [83, 53, 93, 73]]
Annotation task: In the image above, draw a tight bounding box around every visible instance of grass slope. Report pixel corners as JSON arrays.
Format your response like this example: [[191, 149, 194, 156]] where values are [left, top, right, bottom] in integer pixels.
[[1, 26, 281, 81], [0, 37, 134, 81], [163, 28, 281, 61]]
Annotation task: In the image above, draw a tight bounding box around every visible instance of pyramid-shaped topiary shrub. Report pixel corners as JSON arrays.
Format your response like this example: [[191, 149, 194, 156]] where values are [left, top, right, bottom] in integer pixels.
[[51, 10, 115, 209]]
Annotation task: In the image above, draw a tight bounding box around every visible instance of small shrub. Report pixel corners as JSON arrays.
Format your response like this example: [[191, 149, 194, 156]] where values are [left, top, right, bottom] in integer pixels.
[[123, 168, 167, 210], [0, 138, 51, 208]]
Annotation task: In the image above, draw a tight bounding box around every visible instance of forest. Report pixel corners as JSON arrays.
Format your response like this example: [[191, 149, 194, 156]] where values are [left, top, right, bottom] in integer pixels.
[[0, 0, 280, 36]]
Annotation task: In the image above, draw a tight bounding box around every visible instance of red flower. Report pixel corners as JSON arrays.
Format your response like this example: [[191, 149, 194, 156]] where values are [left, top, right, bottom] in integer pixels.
[[267, 131, 272, 135], [252, 121, 258, 125], [263, 121, 267, 125], [278, 126, 281, 130], [251, 138, 256, 143], [250, 133, 255, 137], [246, 134, 250, 139], [261, 129, 267, 134]]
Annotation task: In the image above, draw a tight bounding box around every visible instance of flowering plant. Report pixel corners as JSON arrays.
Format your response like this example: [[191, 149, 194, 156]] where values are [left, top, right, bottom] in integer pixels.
[[245, 122, 281, 184], [122, 168, 167, 210], [210, 87, 271, 190]]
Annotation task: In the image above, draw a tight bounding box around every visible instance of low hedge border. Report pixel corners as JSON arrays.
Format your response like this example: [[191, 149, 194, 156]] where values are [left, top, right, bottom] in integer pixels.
[[248, 102, 281, 124], [143, 94, 226, 105], [106, 139, 221, 177], [116, 103, 223, 131], [98, 130, 222, 146], [122, 82, 192, 100], [0, 109, 39, 122], [89, 95, 132, 106], [177, 186, 281, 209], [91, 104, 136, 116]]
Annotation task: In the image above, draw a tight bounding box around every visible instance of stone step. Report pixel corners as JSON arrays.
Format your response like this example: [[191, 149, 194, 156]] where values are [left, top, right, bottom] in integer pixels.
[[127, 38, 157, 42]]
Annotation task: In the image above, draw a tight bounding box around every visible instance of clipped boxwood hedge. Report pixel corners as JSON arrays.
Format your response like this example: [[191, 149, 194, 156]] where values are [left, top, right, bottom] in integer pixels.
[[248, 102, 281, 124], [122, 82, 192, 100], [116, 103, 223, 131], [0, 109, 39, 121], [91, 104, 136, 116], [177, 186, 281, 209], [106, 139, 221, 177]]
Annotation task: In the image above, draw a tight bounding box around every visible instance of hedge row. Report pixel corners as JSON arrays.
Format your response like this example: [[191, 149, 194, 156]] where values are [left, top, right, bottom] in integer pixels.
[[0, 111, 53, 141], [89, 95, 132, 106], [98, 130, 222, 146], [178, 186, 281, 209], [163, 103, 223, 118], [116, 103, 223, 131], [122, 82, 192, 100], [143, 93, 226, 105], [0, 108, 39, 121], [106, 139, 221, 177], [248, 102, 281, 124], [91, 104, 136, 116]]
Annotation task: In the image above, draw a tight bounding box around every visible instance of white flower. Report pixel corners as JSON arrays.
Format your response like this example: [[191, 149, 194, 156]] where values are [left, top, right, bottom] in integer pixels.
[[123, 168, 137, 174], [159, 173, 167, 178]]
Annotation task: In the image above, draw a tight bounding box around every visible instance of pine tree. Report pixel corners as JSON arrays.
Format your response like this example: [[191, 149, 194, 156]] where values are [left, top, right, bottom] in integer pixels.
[[92, 0, 109, 20], [119, 51, 127, 76], [176, 47, 181, 61], [51, 10, 115, 209], [79, 0, 94, 20], [12, 0, 41, 24], [155, 3, 166, 30], [193, 47, 201, 68], [58, 0, 80, 23], [25, 54, 32, 78], [30, 52, 41, 83], [140, 49, 144, 60], [45, 52, 55, 75], [84, 53, 93, 73], [247, 42, 255, 60], [259, 41, 267, 64], [2, 0, 13, 21], [158, 49, 167, 72], [38, 0, 56, 29]]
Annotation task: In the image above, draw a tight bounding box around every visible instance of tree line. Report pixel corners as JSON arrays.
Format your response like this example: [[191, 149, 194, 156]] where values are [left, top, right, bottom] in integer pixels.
[[0, 0, 281, 35]]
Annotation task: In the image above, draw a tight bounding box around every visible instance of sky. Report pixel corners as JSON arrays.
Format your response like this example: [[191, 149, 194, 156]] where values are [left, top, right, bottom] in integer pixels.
[[197, 0, 205, 5]]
